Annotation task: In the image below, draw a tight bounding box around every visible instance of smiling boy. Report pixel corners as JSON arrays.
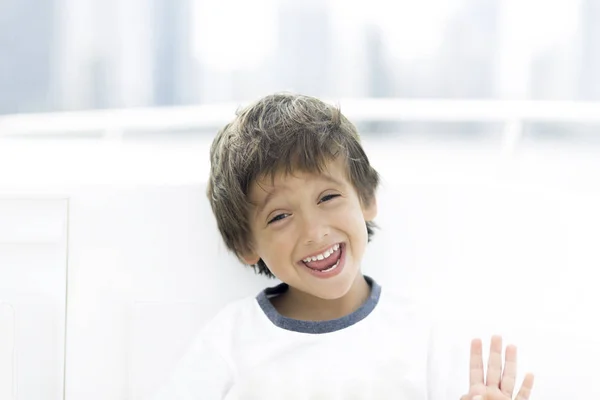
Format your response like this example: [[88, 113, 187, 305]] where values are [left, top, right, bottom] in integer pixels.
[[152, 93, 534, 399], [242, 155, 375, 323]]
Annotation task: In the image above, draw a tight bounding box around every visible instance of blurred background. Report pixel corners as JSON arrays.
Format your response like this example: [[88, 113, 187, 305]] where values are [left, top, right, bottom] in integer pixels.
[[1, 0, 600, 111], [1, 0, 600, 399]]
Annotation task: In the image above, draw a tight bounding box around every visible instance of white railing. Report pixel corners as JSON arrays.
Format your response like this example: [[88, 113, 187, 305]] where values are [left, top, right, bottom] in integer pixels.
[[2, 98, 600, 152]]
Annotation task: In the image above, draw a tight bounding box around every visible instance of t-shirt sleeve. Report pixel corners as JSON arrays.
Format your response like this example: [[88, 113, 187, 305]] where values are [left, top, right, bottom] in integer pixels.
[[149, 332, 233, 400], [426, 316, 472, 400]]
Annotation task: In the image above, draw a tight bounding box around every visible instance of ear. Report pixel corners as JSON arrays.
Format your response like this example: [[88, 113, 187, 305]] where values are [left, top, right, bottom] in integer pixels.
[[362, 195, 378, 222], [240, 251, 261, 265]]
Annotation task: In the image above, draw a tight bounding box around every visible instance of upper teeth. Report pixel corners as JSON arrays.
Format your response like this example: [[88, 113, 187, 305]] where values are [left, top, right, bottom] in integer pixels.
[[303, 243, 340, 263]]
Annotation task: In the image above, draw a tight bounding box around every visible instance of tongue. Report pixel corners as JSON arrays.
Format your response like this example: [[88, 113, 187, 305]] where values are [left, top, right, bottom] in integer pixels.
[[304, 248, 341, 271]]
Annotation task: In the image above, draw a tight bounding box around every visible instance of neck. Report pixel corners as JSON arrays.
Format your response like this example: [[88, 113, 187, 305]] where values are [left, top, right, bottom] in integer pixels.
[[274, 274, 371, 321]]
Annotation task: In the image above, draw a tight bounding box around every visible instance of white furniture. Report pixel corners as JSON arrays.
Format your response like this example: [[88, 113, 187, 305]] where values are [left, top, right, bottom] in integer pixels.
[[0, 197, 68, 400]]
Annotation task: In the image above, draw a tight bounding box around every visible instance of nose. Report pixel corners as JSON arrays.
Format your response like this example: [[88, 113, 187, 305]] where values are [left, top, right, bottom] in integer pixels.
[[300, 211, 330, 245]]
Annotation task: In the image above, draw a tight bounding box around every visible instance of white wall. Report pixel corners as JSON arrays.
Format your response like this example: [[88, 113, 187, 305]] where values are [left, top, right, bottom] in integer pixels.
[[1, 137, 600, 399]]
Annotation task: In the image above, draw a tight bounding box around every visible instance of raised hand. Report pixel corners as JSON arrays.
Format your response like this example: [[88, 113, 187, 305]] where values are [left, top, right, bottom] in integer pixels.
[[460, 336, 534, 400]]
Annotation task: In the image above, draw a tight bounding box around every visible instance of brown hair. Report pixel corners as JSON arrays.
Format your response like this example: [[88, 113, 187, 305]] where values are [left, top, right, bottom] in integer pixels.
[[207, 93, 380, 278]]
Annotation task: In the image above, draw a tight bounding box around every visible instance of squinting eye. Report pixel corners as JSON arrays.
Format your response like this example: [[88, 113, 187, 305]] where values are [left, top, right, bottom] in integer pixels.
[[268, 213, 289, 224], [319, 194, 340, 203]]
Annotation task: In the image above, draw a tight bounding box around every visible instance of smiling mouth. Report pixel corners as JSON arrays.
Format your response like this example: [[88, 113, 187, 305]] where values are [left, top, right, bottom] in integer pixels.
[[306, 257, 341, 273], [301, 243, 340, 262], [301, 243, 342, 272]]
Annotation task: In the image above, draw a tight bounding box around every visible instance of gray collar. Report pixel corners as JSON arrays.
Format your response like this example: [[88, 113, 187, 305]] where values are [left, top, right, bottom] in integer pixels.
[[256, 275, 381, 334]]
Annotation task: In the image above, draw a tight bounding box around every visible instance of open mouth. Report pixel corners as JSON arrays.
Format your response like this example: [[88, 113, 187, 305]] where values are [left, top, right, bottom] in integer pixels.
[[300, 243, 344, 275]]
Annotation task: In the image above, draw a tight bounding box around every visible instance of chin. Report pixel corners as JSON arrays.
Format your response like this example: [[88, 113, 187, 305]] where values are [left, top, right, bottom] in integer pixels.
[[313, 268, 359, 300]]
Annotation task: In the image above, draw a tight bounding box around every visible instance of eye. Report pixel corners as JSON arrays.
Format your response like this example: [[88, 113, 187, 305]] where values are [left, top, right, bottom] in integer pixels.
[[319, 194, 340, 203], [268, 213, 289, 224]]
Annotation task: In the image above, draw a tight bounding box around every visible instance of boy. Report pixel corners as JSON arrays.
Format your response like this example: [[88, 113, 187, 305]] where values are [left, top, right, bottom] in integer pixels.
[[153, 93, 534, 399]]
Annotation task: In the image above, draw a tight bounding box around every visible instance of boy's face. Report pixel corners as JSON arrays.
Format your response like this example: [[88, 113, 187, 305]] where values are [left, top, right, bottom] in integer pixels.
[[244, 157, 377, 300]]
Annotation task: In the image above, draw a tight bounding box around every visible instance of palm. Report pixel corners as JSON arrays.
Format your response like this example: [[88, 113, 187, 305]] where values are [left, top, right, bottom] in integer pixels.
[[467, 382, 517, 400], [461, 336, 534, 400]]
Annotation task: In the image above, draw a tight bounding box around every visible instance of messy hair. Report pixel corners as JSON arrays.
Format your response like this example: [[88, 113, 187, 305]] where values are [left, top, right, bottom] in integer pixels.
[[207, 93, 380, 278]]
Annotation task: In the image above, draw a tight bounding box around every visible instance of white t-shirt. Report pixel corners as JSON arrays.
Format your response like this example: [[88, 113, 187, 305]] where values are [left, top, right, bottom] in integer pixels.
[[151, 276, 471, 400]]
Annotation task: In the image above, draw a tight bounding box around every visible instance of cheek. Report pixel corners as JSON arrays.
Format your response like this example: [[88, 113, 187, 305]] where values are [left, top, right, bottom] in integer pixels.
[[337, 203, 369, 243], [256, 228, 296, 262], [258, 233, 299, 281], [336, 201, 366, 225]]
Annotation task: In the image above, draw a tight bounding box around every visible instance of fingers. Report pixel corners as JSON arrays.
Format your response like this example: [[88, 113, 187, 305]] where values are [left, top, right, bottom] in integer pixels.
[[469, 335, 533, 400], [500, 344, 517, 397], [469, 338, 484, 387], [486, 335, 503, 387], [514, 373, 535, 400]]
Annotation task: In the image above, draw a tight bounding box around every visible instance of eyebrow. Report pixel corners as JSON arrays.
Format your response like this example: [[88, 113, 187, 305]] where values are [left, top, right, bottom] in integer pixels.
[[320, 174, 344, 188], [254, 173, 345, 215], [255, 188, 278, 215]]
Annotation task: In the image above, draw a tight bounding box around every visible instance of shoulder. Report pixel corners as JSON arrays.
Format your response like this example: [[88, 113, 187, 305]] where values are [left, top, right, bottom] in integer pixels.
[[373, 283, 475, 355], [373, 288, 474, 398], [375, 285, 435, 329], [149, 297, 261, 400], [380, 289, 472, 344], [201, 294, 261, 339]]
